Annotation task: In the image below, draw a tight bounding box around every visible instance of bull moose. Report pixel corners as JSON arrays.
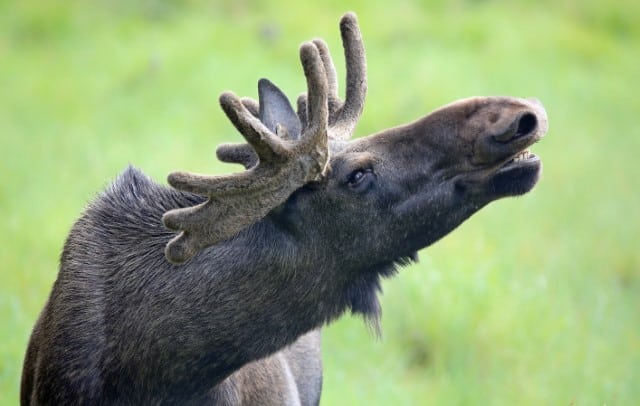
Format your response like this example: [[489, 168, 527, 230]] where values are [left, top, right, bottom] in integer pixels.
[[21, 12, 548, 405]]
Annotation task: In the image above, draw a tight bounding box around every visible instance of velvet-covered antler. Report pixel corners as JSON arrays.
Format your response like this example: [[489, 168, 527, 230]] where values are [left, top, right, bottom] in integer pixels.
[[217, 12, 367, 169], [162, 13, 366, 264]]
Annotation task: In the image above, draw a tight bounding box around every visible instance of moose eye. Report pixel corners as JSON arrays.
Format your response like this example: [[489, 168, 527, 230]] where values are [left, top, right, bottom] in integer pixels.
[[347, 168, 373, 189]]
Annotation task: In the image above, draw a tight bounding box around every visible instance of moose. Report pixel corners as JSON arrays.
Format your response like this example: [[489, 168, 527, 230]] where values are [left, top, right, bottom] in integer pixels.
[[21, 12, 548, 405]]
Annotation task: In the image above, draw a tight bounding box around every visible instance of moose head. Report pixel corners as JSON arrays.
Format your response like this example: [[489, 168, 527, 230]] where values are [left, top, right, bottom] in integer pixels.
[[162, 13, 547, 273]]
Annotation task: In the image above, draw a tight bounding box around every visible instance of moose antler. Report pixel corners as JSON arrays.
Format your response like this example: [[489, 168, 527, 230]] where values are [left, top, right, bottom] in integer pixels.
[[163, 13, 366, 264], [216, 12, 366, 169]]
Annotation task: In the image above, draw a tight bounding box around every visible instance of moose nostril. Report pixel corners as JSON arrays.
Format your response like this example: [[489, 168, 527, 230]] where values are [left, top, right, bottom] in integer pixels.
[[515, 113, 537, 138]]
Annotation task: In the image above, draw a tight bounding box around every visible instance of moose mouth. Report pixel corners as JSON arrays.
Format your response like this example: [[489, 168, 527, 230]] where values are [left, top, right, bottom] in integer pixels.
[[512, 149, 535, 163], [491, 147, 542, 197], [500, 148, 540, 171]]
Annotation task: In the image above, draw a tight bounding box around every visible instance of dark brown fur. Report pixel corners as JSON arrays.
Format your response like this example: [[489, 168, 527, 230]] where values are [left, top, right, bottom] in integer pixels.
[[21, 13, 547, 405]]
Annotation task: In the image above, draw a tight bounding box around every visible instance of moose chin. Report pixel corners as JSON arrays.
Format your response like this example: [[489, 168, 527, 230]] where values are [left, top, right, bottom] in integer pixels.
[[21, 12, 547, 405]]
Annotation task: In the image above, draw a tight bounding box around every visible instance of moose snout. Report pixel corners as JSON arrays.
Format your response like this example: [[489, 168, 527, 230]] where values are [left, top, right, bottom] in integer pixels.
[[465, 96, 548, 166], [491, 97, 548, 144]]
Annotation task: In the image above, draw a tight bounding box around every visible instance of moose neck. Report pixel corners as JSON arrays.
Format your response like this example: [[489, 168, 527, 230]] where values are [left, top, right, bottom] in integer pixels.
[[135, 212, 374, 397], [55, 169, 353, 403]]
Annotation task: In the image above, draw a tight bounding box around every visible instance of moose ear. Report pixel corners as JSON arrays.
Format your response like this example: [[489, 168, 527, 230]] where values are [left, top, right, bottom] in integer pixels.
[[258, 78, 302, 139]]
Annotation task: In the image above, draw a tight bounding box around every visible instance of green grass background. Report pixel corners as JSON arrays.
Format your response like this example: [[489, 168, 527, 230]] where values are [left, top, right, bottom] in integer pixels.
[[2, 0, 639, 404]]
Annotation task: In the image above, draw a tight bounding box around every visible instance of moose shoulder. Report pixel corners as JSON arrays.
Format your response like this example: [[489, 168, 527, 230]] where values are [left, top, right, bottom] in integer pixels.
[[21, 12, 547, 405]]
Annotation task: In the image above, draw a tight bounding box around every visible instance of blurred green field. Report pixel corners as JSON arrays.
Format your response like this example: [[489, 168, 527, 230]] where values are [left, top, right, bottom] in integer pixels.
[[1, 0, 639, 404]]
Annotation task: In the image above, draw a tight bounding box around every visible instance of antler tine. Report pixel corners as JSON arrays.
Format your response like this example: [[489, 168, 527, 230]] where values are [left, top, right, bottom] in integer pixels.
[[333, 12, 367, 138], [300, 43, 329, 140], [215, 98, 261, 169], [312, 39, 339, 109], [293, 38, 341, 133], [295, 12, 366, 141], [163, 34, 330, 264], [216, 143, 258, 169]]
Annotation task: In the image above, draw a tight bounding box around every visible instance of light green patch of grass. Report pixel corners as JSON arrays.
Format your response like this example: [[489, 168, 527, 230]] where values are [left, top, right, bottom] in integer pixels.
[[2, 0, 639, 404]]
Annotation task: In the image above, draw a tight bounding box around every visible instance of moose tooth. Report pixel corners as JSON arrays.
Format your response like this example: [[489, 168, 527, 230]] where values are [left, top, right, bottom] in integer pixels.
[[513, 150, 530, 162]]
